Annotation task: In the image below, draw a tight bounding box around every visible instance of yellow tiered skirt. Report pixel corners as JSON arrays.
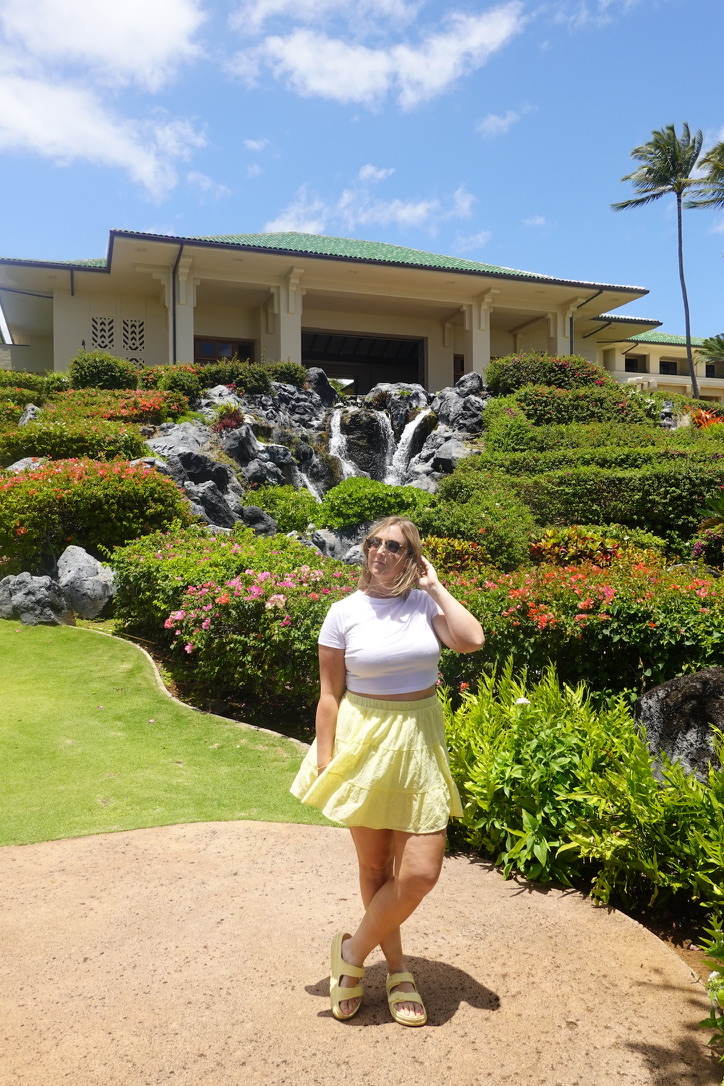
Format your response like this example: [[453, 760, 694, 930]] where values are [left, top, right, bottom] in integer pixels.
[[290, 692, 463, 834]]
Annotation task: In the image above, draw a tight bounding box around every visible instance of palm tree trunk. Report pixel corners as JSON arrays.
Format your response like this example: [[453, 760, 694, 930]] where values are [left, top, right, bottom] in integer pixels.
[[677, 192, 699, 398]]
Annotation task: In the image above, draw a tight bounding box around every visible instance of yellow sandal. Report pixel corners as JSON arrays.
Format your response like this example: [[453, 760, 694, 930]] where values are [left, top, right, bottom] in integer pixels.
[[386, 971, 427, 1026], [330, 932, 364, 1021]]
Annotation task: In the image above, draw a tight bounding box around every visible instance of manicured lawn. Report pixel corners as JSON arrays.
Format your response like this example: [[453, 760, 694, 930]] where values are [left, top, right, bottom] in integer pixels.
[[0, 620, 328, 846]]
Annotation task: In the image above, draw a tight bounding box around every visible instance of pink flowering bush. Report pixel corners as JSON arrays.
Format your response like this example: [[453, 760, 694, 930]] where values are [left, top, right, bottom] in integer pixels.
[[439, 555, 724, 698], [485, 352, 615, 395], [0, 458, 193, 573], [169, 561, 358, 708]]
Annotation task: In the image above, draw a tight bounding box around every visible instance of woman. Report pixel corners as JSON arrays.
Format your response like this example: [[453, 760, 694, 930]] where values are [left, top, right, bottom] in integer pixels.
[[290, 516, 484, 1026]]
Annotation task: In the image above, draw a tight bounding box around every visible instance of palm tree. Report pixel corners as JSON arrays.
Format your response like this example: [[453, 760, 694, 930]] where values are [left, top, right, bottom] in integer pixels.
[[688, 141, 724, 211], [698, 333, 724, 369], [612, 123, 703, 398]]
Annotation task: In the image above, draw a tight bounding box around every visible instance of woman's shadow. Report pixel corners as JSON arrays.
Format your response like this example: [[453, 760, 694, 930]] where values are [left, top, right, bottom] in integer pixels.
[[306, 955, 499, 1026]]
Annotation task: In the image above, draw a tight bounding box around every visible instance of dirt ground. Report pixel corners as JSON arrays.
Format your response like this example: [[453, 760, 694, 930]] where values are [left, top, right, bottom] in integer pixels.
[[0, 819, 721, 1086]]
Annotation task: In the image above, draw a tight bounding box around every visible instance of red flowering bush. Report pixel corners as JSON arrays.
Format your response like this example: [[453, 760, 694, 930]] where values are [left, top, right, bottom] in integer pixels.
[[440, 556, 724, 698], [46, 388, 189, 424], [0, 458, 193, 573], [486, 352, 614, 395]]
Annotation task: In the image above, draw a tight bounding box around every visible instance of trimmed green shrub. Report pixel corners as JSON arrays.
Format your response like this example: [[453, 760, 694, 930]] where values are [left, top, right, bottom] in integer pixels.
[[0, 420, 147, 466], [510, 462, 724, 549], [318, 477, 432, 530], [0, 387, 44, 407], [266, 361, 307, 388], [415, 466, 536, 571], [0, 458, 194, 574], [511, 384, 650, 426], [250, 485, 321, 532], [197, 359, 271, 394], [157, 366, 201, 401], [484, 420, 669, 454], [0, 402, 22, 425], [486, 352, 614, 395], [0, 370, 69, 397], [477, 444, 718, 477], [444, 665, 724, 916], [68, 350, 138, 390]]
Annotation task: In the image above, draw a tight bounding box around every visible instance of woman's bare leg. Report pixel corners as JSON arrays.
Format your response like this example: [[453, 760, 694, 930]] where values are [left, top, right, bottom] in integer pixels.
[[336, 827, 446, 1018]]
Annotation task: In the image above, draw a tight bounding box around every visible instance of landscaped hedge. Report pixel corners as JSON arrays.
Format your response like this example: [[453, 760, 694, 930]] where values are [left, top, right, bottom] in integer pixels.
[[0, 459, 194, 573], [0, 420, 148, 466], [477, 444, 722, 477], [414, 465, 536, 570], [510, 384, 650, 426], [317, 476, 432, 530], [250, 484, 321, 533], [509, 462, 724, 548], [485, 352, 614, 395], [444, 665, 724, 916], [0, 370, 69, 396]]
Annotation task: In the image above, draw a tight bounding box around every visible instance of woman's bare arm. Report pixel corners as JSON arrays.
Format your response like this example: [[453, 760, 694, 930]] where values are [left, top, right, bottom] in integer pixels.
[[419, 556, 485, 654], [315, 645, 347, 773]]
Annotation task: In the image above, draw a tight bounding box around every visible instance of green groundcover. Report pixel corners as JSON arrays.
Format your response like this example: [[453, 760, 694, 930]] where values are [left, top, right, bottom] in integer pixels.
[[0, 621, 329, 846]]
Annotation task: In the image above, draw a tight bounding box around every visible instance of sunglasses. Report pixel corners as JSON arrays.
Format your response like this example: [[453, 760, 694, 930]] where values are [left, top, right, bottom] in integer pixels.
[[364, 536, 406, 555]]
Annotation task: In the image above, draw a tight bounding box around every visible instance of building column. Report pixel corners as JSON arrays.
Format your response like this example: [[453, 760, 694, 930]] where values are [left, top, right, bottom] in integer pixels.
[[271, 267, 304, 364], [462, 290, 496, 376], [173, 256, 197, 364]]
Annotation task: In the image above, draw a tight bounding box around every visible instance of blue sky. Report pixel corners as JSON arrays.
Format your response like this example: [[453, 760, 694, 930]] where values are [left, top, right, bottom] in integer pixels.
[[1, 0, 723, 336]]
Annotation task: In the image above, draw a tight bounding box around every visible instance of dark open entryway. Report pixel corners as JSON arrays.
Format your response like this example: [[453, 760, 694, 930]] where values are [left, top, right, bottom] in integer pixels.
[[301, 331, 424, 394]]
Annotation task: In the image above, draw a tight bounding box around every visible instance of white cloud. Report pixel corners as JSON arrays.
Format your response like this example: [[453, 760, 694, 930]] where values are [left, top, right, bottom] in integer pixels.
[[523, 214, 547, 227], [0, 0, 205, 91], [554, 0, 641, 29], [244, 137, 270, 151], [246, 163, 264, 178], [358, 163, 395, 182], [710, 218, 724, 236], [187, 171, 231, 199], [0, 73, 204, 198], [231, 0, 420, 36], [477, 108, 523, 138], [454, 229, 492, 252], [234, 3, 526, 108], [266, 176, 474, 234], [265, 186, 330, 233]]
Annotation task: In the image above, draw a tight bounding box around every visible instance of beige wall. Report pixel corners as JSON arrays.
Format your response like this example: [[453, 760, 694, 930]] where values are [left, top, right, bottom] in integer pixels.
[[52, 290, 168, 370]]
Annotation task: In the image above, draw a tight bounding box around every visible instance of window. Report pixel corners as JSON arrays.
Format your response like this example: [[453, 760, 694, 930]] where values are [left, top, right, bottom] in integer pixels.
[[624, 357, 640, 373], [194, 337, 254, 365], [659, 360, 678, 376], [91, 316, 115, 351], [707, 364, 716, 378], [453, 354, 465, 383]]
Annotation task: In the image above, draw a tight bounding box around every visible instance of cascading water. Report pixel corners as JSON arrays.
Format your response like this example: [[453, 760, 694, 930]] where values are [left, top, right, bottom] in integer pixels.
[[384, 408, 433, 485], [299, 472, 324, 501], [328, 407, 359, 479]]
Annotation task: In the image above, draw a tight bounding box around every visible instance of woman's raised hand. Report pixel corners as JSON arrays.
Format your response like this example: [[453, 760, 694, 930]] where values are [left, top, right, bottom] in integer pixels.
[[417, 555, 440, 593]]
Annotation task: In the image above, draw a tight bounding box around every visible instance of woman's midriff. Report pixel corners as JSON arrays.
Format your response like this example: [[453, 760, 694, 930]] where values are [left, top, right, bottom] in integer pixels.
[[347, 685, 437, 702]]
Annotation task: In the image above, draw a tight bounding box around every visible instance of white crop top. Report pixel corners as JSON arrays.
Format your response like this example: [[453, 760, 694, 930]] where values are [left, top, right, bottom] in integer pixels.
[[318, 589, 444, 696]]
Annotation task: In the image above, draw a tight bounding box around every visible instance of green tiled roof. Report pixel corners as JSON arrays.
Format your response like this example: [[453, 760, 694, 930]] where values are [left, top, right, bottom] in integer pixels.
[[185, 231, 644, 290], [629, 330, 705, 346]]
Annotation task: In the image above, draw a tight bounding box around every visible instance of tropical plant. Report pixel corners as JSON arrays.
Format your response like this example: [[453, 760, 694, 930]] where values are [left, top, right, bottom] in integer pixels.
[[697, 333, 724, 371], [612, 124, 704, 397]]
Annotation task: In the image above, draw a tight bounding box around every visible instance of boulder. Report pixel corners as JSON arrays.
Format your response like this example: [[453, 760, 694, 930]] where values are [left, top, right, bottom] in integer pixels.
[[636, 667, 724, 781], [147, 421, 209, 458], [183, 481, 238, 528], [364, 383, 430, 436], [454, 371, 485, 395], [0, 572, 74, 626], [129, 456, 177, 479], [239, 506, 278, 536], [311, 525, 368, 561], [432, 437, 471, 473], [18, 404, 42, 426], [220, 424, 260, 466], [175, 449, 232, 489], [304, 367, 339, 407], [56, 545, 116, 619], [5, 457, 46, 473]]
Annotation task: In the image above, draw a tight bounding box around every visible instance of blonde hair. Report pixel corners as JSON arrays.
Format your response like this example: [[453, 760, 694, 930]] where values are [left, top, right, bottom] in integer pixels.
[[358, 516, 423, 599]]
